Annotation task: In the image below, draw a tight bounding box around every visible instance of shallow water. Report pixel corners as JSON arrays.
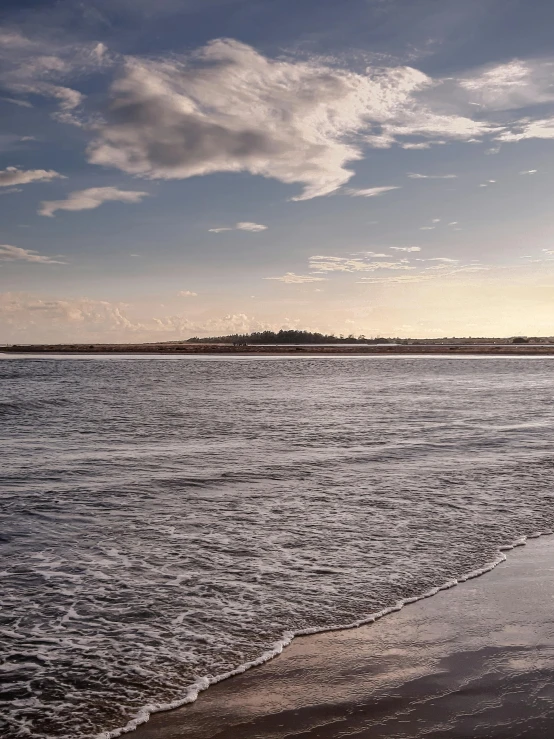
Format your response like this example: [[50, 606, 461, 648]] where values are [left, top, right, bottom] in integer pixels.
[[2, 356, 554, 738]]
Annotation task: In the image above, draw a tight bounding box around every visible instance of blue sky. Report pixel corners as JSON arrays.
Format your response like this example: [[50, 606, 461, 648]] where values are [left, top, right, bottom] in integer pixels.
[[2, 0, 554, 341]]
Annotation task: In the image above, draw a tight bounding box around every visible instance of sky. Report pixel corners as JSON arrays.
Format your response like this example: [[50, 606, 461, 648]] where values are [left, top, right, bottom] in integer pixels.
[[2, 0, 554, 342]]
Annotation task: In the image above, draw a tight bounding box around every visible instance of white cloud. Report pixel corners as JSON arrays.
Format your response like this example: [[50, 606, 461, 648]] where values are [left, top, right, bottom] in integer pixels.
[[236, 222, 267, 232], [448, 221, 458, 226], [459, 59, 554, 111], [407, 173, 457, 179], [178, 290, 198, 297], [0, 187, 23, 195], [7, 34, 554, 195], [425, 263, 454, 271], [356, 259, 489, 285], [390, 246, 421, 252], [209, 221, 267, 233], [86, 39, 494, 200], [420, 226, 435, 230], [344, 186, 400, 197], [0, 166, 64, 187], [309, 255, 414, 273], [0, 244, 64, 263], [400, 142, 433, 149], [431, 218, 441, 223], [520, 169, 538, 174], [39, 186, 149, 217], [264, 273, 328, 283], [497, 116, 554, 143]]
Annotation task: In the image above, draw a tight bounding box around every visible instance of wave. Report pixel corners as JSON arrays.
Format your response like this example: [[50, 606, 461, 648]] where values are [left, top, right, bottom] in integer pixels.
[[0, 398, 70, 416], [96, 530, 552, 739]]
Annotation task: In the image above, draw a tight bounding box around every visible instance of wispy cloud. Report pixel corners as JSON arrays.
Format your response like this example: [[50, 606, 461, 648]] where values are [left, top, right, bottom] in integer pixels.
[[0, 96, 33, 108], [520, 169, 538, 174], [39, 187, 149, 217], [236, 222, 267, 232], [459, 59, 554, 111], [310, 255, 414, 273], [0, 30, 109, 119], [400, 141, 444, 150], [209, 222, 267, 233], [351, 251, 390, 257], [0, 166, 64, 187], [427, 257, 459, 262], [264, 273, 328, 283], [390, 246, 421, 252], [407, 173, 457, 179], [178, 290, 198, 297], [358, 274, 436, 285], [344, 186, 400, 198], [0, 244, 64, 264], [356, 260, 489, 285]]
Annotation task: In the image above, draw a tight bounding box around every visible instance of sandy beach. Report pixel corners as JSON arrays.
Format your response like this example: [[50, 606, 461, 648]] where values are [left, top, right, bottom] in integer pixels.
[[4, 343, 554, 355], [128, 535, 554, 739]]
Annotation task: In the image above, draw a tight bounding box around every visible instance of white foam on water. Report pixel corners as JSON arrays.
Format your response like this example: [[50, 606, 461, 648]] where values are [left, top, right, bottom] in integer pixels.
[[6, 357, 554, 739], [96, 531, 553, 739]]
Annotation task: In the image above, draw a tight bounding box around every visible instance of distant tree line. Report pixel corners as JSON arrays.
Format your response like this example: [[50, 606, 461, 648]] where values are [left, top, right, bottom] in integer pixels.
[[185, 330, 394, 344], [181, 332, 551, 345]]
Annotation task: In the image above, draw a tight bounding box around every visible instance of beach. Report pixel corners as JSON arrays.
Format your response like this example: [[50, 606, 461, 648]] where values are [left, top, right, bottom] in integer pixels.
[[129, 535, 554, 739], [4, 342, 554, 355]]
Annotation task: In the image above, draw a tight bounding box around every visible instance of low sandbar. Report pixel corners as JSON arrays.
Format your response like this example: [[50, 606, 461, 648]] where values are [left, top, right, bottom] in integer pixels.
[[4, 343, 554, 355]]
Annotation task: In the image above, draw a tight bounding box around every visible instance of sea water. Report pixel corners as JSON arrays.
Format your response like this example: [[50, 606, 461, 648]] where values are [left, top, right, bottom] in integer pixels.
[[2, 356, 554, 738]]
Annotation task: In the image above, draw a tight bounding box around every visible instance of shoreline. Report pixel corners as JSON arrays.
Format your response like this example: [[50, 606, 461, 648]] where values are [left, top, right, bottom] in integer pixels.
[[101, 532, 553, 739], [5, 343, 554, 356]]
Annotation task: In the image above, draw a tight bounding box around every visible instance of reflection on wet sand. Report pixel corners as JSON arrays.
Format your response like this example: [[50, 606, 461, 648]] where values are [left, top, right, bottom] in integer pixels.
[[131, 536, 554, 739]]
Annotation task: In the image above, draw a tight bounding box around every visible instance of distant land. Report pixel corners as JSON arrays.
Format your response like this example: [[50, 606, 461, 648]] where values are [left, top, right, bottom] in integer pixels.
[[3, 331, 554, 354]]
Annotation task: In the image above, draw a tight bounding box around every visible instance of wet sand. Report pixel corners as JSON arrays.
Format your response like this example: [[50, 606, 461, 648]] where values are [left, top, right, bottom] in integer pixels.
[[128, 535, 554, 739]]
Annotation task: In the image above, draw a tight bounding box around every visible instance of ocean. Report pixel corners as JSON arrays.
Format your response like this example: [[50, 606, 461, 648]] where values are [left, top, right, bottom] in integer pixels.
[[2, 355, 554, 739]]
